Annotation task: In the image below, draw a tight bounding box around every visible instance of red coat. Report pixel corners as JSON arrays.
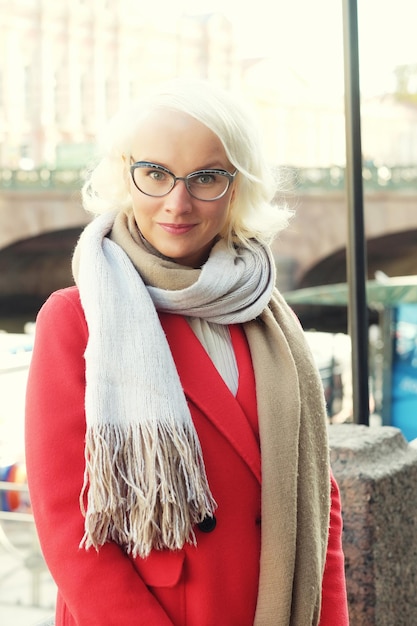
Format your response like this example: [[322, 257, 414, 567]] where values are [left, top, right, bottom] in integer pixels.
[[25, 287, 349, 625]]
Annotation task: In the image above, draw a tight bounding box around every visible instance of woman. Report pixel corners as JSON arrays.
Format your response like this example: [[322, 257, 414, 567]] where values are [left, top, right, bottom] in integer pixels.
[[25, 79, 349, 625]]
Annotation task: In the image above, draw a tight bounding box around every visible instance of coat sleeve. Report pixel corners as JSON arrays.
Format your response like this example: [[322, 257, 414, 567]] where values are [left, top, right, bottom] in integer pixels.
[[319, 472, 350, 625], [25, 289, 174, 625]]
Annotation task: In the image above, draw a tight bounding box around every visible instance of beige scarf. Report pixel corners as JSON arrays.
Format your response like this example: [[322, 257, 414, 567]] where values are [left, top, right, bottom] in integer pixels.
[[73, 208, 330, 625]]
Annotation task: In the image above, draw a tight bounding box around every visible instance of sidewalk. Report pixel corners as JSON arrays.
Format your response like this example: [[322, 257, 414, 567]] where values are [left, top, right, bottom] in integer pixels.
[[0, 519, 56, 626]]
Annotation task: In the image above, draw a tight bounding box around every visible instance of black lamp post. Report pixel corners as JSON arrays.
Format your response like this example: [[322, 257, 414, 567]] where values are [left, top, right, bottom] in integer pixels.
[[342, 0, 370, 425]]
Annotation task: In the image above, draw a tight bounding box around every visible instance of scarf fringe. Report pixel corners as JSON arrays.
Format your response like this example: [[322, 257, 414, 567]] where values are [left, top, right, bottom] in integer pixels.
[[79, 422, 217, 558]]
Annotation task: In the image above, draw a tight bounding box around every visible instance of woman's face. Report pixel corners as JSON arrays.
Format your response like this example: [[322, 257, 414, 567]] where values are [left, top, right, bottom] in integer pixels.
[[127, 109, 236, 267]]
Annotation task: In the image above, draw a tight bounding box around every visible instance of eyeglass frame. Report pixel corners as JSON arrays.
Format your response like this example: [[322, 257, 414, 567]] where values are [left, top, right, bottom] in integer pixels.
[[129, 159, 238, 201]]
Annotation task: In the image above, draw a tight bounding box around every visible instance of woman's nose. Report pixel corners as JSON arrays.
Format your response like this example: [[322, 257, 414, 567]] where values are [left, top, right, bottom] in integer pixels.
[[163, 180, 193, 213]]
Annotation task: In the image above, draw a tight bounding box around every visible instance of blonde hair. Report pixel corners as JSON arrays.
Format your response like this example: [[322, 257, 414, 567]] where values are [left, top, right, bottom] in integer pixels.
[[82, 79, 293, 248]]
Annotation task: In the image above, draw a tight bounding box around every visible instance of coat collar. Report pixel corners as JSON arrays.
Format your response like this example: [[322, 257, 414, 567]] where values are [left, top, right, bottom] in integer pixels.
[[159, 313, 261, 484]]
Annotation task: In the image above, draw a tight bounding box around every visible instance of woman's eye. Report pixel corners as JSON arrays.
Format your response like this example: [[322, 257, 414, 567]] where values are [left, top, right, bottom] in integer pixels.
[[149, 170, 167, 182], [196, 173, 215, 185]]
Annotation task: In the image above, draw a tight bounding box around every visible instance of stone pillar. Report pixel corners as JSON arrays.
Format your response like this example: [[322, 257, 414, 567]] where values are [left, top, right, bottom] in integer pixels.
[[328, 424, 417, 626]]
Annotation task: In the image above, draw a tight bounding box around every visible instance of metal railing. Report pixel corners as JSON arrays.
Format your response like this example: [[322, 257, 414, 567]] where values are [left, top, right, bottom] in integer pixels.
[[0, 165, 417, 192], [0, 168, 85, 190], [0, 480, 48, 607], [288, 164, 417, 191]]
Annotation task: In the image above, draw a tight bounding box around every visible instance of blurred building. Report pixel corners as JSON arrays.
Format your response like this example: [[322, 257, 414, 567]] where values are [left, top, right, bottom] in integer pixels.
[[1, 0, 417, 170], [0, 1, 236, 168], [361, 94, 417, 166], [240, 57, 417, 168]]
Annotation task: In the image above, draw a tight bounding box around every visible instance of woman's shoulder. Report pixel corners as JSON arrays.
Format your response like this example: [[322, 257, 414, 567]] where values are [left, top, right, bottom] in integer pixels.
[[37, 286, 86, 331], [42, 285, 81, 309], [30, 287, 88, 365]]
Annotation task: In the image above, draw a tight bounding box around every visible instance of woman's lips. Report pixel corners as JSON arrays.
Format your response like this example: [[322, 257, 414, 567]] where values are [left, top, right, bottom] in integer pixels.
[[158, 223, 196, 235]]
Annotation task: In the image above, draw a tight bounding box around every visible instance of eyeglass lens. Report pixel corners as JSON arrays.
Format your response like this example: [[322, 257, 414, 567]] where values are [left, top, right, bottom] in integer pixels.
[[132, 164, 231, 200]]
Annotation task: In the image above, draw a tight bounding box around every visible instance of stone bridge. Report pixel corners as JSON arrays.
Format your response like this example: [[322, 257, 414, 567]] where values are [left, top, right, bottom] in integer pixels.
[[1, 166, 416, 330], [275, 188, 417, 288]]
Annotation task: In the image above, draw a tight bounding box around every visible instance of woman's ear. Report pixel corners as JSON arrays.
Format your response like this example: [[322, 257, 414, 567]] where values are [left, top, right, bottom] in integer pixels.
[[229, 176, 239, 205], [122, 155, 131, 189]]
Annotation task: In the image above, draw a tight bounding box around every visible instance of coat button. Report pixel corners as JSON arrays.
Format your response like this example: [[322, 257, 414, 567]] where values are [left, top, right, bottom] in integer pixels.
[[197, 515, 217, 533]]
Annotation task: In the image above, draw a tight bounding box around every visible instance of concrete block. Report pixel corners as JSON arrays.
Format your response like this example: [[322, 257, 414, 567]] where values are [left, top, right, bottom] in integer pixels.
[[329, 424, 417, 626]]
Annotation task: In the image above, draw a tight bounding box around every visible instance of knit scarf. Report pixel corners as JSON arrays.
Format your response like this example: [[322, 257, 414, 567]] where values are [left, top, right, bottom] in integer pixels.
[[72, 208, 330, 626]]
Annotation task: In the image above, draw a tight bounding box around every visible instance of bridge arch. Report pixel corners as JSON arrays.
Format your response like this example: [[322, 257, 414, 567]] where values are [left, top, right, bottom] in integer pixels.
[[0, 227, 83, 331], [291, 228, 417, 332]]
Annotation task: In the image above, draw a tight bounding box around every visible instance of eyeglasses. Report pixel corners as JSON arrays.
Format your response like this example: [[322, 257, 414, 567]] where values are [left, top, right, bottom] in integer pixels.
[[130, 159, 237, 201]]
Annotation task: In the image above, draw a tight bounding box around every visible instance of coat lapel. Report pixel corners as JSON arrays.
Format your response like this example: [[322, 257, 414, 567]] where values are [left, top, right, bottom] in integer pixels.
[[159, 313, 261, 484]]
